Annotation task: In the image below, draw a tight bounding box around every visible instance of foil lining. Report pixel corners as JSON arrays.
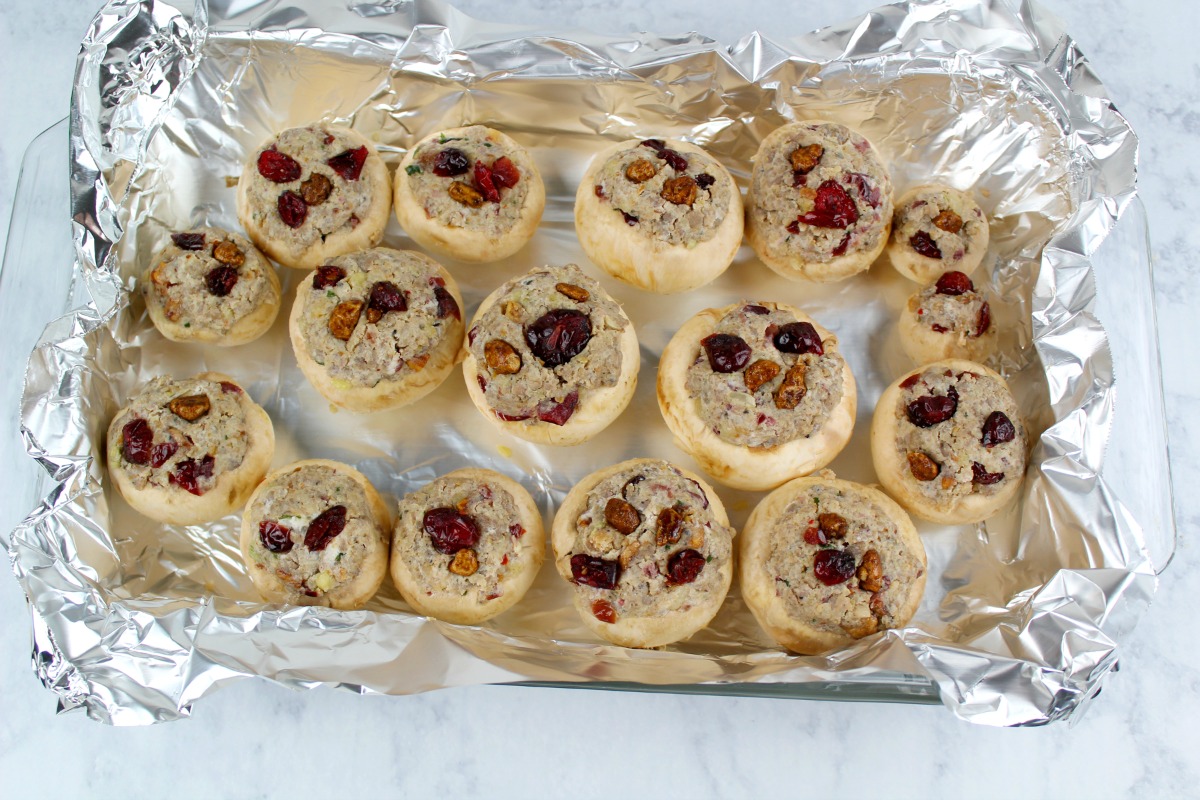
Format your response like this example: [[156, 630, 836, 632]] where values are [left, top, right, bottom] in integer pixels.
[[5, 0, 1159, 726]]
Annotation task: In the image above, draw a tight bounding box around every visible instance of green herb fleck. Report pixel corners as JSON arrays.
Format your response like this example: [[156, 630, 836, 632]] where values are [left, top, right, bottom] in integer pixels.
[[405, 164, 422, 176], [336, 553, 344, 562], [183, 322, 191, 328], [326, 290, 336, 299], [705, 555, 714, 563]]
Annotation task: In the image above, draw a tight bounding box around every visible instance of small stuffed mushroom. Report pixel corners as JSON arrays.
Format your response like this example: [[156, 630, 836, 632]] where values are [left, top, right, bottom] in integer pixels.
[[897, 270, 997, 364], [886, 184, 989, 284]]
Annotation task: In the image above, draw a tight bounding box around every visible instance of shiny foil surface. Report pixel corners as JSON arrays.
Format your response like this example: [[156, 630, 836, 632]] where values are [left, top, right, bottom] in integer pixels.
[[6, 0, 1159, 725]]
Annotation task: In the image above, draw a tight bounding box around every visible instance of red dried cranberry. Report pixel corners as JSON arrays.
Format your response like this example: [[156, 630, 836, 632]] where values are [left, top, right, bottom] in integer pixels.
[[797, 180, 859, 229], [429, 275, 446, 287], [313, 265, 346, 289], [431, 147, 470, 177], [935, 271, 973, 295], [475, 374, 487, 392], [909, 230, 942, 259], [510, 523, 525, 538], [831, 232, 852, 257], [367, 281, 407, 318], [975, 301, 991, 337], [121, 419, 153, 465], [149, 441, 178, 468], [326, 146, 368, 181], [594, 184, 606, 198], [524, 309, 592, 368], [667, 549, 706, 586], [906, 389, 958, 427], [219, 381, 243, 394], [621, 211, 639, 226], [686, 478, 710, 509], [304, 505, 348, 551], [171, 232, 206, 250], [639, 139, 688, 171], [900, 373, 922, 389], [433, 286, 460, 320], [570, 554, 621, 589], [744, 304, 770, 315], [700, 333, 752, 373], [792, 171, 808, 188], [259, 520, 294, 553], [640, 138, 665, 151], [536, 391, 578, 425], [257, 149, 301, 183], [423, 507, 480, 554], [803, 526, 826, 546], [468, 326, 479, 346], [205, 266, 239, 297], [591, 599, 618, 623], [490, 156, 520, 189], [980, 411, 1016, 447], [695, 173, 715, 189], [772, 321, 824, 355], [277, 190, 307, 228], [473, 160, 501, 203], [786, 219, 801, 234], [847, 173, 881, 208], [169, 454, 215, 496], [930, 323, 949, 333], [971, 462, 1005, 485], [813, 548, 856, 585]]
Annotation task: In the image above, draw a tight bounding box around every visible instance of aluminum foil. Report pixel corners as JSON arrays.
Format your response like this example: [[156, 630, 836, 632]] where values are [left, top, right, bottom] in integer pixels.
[[5, 0, 1159, 726]]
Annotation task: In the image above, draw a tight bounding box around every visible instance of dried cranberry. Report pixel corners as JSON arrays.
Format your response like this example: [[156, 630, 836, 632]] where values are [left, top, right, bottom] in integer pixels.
[[149, 441, 178, 468], [687, 478, 710, 509], [468, 326, 479, 346], [219, 381, 242, 394], [971, 462, 1005, 485], [700, 333, 751, 373], [434, 286, 460, 320], [326, 146, 368, 181], [935, 271, 973, 295], [831, 232, 852, 257], [591, 599, 618, 623], [423, 507, 480, 554], [121, 419, 153, 465], [431, 147, 470, 177], [743, 304, 770, 315], [975, 302, 991, 337], [621, 211, 639, 226], [930, 323, 949, 333], [313, 265, 346, 289], [367, 281, 407, 319], [792, 171, 808, 188], [796, 180, 859, 229], [472, 160, 501, 203], [205, 266, 239, 297], [304, 505, 348, 551], [772, 321, 824, 355], [536, 391, 578, 425], [803, 526, 826, 546], [259, 520, 294, 553], [257, 149, 301, 183], [980, 411, 1016, 447], [786, 219, 801, 234], [510, 523, 525, 538], [490, 156, 520, 189], [524, 309, 592, 368], [639, 139, 688, 171], [169, 454, 215, 496], [906, 389, 958, 427], [813, 549, 856, 586], [696, 173, 715, 189], [570, 554, 621, 590], [909, 230, 942, 259], [277, 190, 307, 228], [667, 549, 706, 586], [640, 138, 665, 151], [170, 232, 206, 250], [847, 173, 881, 208], [594, 184, 605, 198], [899, 373, 922, 389]]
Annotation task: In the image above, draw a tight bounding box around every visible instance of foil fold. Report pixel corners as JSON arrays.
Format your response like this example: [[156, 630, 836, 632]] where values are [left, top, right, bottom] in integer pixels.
[[5, 0, 1161, 726]]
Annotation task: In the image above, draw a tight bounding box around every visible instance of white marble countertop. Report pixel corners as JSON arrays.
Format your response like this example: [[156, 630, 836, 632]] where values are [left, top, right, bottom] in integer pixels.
[[1, 0, 1195, 796]]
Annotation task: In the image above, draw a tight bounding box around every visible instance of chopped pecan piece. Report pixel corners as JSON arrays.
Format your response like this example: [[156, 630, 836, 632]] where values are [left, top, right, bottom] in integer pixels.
[[448, 548, 479, 576], [743, 359, 780, 393], [869, 592, 888, 619], [773, 362, 807, 409], [501, 300, 523, 322], [818, 513, 848, 540], [933, 209, 963, 234], [661, 175, 698, 206], [907, 452, 940, 482], [655, 506, 685, 547], [300, 173, 332, 206], [604, 497, 641, 534], [940, 476, 956, 491], [212, 240, 245, 266], [448, 180, 485, 208], [328, 299, 364, 340], [167, 394, 211, 422], [407, 353, 430, 371], [790, 143, 824, 173], [484, 339, 522, 375], [624, 158, 657, 183], [619, 540, 641, 569], [555, 282, 590, 303], [857, 549, 883, 592]]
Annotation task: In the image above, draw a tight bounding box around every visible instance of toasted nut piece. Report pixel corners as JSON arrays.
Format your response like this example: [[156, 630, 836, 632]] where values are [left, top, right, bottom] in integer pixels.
[[484, 339, 522, 375], [167, 394, 211, 422], [941, 476, 956, 491], [300, 173, 332, 206], [448, 181, 485, 208], [661, 175, 698, 206], [656, 506, 685, 546], [907, 452, 940, 482], [789, 143, 824, 173], [149, 263, 173, 289], [555, 282, 590, 303], [869, 592, 888, 619], [163, 297, 183, 321], [933, 209, 963, 234], [448, 548, 479, 576], [799, 186, 818, 201], [587, 529, 615, 553], [818, 513, 848, 540], [619, 540, 641, 569], [842, 614, 880, 638], [743, 359, 781, 393], [501, 300, 523, 322], [365, 307, 382, 324], [212, 240, 245, 267], [857, 549, 884, 592], [624, 158, 657, 183], [604, 497, 642, 534], [773, 362, 807, 409], [328, 299, 364, 340], [687, 529, 705, 550], [407, 353, 430, 372]]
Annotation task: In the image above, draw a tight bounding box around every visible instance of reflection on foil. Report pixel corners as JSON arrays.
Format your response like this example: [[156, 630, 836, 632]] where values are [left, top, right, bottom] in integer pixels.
[[4, 0, 1157, 725]]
